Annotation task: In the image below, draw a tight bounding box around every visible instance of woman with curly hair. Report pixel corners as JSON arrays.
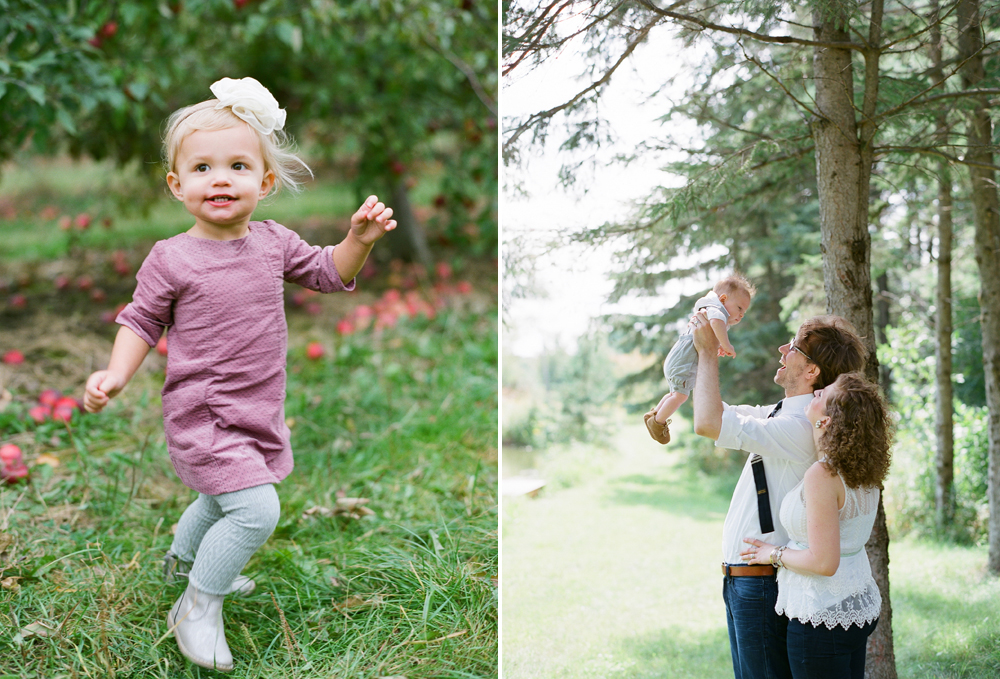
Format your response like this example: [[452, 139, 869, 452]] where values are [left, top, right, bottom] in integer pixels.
[[739, 371, 893, 679]]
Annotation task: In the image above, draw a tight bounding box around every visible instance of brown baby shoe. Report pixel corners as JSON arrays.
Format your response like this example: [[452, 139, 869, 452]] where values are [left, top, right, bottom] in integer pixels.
[[644, 409, 671, 444]]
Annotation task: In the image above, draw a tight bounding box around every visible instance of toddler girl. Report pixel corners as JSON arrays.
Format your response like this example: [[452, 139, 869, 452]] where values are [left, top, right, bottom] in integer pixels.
[[644, 274, 755, 444], [83, 77, 396, 672]]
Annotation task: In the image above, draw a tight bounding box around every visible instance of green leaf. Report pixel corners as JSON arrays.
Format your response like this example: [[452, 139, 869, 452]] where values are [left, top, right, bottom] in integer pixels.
[[275, 20, 303, 53], [23, 83, 45, 106], [55, 106, 76, 134]]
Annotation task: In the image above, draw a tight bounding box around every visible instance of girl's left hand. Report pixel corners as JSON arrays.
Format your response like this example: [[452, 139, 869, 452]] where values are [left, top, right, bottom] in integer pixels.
[[741, 538, 777, 565], [351, 195, 397, 245]]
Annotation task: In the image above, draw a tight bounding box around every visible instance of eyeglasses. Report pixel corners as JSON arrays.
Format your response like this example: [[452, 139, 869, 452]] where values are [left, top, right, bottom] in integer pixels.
[[788, 338, 813, 362]]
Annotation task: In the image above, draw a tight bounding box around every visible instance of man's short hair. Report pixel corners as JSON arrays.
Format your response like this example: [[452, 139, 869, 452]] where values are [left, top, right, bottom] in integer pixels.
[[713, 273, 757, 300], [797, 315, 867, 390]]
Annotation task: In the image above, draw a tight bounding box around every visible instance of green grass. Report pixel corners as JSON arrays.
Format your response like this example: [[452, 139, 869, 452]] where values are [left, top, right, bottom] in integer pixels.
[[502, 418, 1000, 679], [0, 309, 498, 677]]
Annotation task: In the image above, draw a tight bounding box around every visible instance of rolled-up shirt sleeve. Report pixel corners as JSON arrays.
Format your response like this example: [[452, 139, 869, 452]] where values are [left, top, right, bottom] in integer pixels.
[[275, 220, 355, 293], [716, 402, 815, 465], [116, 242, 175, 347]]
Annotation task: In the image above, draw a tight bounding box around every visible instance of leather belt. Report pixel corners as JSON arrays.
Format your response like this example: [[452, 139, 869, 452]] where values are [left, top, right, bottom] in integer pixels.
[[722, 563, 776, 577]]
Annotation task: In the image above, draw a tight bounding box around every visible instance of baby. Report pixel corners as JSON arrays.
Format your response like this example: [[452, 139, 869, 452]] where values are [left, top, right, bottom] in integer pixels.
[[645, 274, 756, 444]]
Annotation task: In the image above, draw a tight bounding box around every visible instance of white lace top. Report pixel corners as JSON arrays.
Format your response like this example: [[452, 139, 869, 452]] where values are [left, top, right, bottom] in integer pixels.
[[775, 468, 882, 630]]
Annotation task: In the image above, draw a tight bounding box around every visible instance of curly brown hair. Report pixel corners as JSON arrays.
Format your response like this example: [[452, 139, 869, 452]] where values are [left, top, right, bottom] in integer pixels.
[[819, 372, 894, 489]]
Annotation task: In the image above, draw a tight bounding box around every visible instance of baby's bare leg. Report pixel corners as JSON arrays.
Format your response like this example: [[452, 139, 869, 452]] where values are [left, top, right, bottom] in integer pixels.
[[654, 392, 688, 423]]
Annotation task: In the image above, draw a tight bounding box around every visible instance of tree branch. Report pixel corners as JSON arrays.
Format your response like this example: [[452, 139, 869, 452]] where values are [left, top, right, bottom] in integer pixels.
[[739, 45, 822, 119], [503, 1, 632, 77], [876, 145, 1000, 172], [635, 0, 865, 51], [425, 37, 497, 117], [503, 17, 659, 157], [875, 40, 1000, 121]]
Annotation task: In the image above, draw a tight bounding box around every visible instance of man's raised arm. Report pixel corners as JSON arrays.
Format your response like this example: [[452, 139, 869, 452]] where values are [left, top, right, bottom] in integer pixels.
[[691, 311, 724, 440]]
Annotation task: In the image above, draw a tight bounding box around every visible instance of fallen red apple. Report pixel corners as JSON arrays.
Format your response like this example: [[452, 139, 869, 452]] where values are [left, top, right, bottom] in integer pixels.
[[52, 406, 75, 423], [306, 342, 325, 360], [2, 349, 24, 364], [54, 274, 71, 290], [456, 280, 473, 294], [336, 319, 355, 335], [156, 336, 168, 356], [74, 213, 91, 230], [9, 294, 27, 309], [38, 389, 62, 407], [0, 444, 29, 485], [28, 405, 51, 423], [435, 261, 452, 280], [77, 275, 93, 291], [58, 215, 72, 230], [0, 443, 21, 463]]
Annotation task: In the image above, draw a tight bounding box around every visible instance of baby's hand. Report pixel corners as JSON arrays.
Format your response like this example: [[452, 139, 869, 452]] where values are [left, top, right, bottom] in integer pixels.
[[718, 343, 736, 358], [83, 370, 126, 413], [350, 195, 397, 245]]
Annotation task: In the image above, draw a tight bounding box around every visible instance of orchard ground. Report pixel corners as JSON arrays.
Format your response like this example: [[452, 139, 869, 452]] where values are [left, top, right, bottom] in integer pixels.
[[0, 157, 498, 678]]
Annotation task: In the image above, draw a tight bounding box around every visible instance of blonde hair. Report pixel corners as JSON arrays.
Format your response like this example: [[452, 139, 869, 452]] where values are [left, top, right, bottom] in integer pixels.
[[163, 99, 312, 195], [714, 273, 757, 300]]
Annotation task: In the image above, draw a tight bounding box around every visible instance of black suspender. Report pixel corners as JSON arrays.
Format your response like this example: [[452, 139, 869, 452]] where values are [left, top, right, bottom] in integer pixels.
[[750, 400, 783, 534]]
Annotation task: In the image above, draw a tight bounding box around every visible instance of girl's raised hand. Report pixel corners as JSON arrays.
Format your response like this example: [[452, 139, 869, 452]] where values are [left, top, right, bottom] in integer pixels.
[[351, 195, 397, 245]]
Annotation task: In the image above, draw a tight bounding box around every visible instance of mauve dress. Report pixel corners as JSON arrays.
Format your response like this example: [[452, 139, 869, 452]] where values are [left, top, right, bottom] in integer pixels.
[[117, 220, 354, 495]]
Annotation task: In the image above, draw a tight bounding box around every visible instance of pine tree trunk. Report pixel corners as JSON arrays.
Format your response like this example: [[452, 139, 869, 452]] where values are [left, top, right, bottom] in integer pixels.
[[957, 0, 1000, 574], [875, 271, 892, 400], [812, 2, 897, 676], [935, 165, 955, 531], [930, 0, 955, 534]]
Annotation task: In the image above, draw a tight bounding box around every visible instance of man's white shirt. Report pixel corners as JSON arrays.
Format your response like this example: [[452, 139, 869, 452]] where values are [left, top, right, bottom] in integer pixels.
[[717, 393, 816, 565]]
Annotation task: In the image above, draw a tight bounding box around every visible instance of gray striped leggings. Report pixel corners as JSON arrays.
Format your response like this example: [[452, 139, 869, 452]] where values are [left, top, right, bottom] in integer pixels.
[[169, 483, 280, 596]]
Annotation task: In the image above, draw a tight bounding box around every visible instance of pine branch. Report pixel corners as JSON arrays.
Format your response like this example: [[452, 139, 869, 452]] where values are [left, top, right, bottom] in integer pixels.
[[503, 1, 628, 77], [876, 145, 1000, 171], [503, 17, 659, 157], [738, 44, 822, 119], [875, 38, 1000, 122], [503, 0, 574, 76], [634, 0, 865, 51], [880, 0, 958, 52]]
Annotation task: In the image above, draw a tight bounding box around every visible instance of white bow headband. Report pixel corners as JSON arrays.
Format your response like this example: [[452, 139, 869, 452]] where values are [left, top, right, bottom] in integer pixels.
[[210, 77, 286, 135]]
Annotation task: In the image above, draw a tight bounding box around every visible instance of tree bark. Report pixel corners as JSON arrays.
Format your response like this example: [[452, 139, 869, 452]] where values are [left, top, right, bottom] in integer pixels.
[[812, 2, 897, 676], [957, 0, 1000, 574], [935, 164, 955, 531], [930, 2, 955, 533], [387, 178, 434, 270], [875, 271, 892, 400]]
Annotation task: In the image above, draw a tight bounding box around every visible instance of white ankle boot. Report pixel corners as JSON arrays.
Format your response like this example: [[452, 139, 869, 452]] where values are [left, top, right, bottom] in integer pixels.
[[167, 583, 234, 672]]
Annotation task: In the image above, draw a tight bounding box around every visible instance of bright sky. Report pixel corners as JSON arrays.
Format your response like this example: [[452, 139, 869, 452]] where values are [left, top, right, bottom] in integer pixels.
[[502, 24, 707, 356]]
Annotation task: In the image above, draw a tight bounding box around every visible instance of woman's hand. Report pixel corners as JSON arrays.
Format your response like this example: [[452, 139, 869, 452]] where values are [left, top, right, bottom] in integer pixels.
[[740, 537, 778, 566], [350, 195, 397, 245]]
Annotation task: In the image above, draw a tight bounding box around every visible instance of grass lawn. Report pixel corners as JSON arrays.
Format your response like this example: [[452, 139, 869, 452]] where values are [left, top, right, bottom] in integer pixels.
[[501, 416, 1000, 679], [0, 160, 498, 677]]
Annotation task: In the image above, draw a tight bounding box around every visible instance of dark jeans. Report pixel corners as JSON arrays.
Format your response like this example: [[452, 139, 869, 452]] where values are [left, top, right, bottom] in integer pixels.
[[723, 573, 792, 679], [786, 617, 878, 679]]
